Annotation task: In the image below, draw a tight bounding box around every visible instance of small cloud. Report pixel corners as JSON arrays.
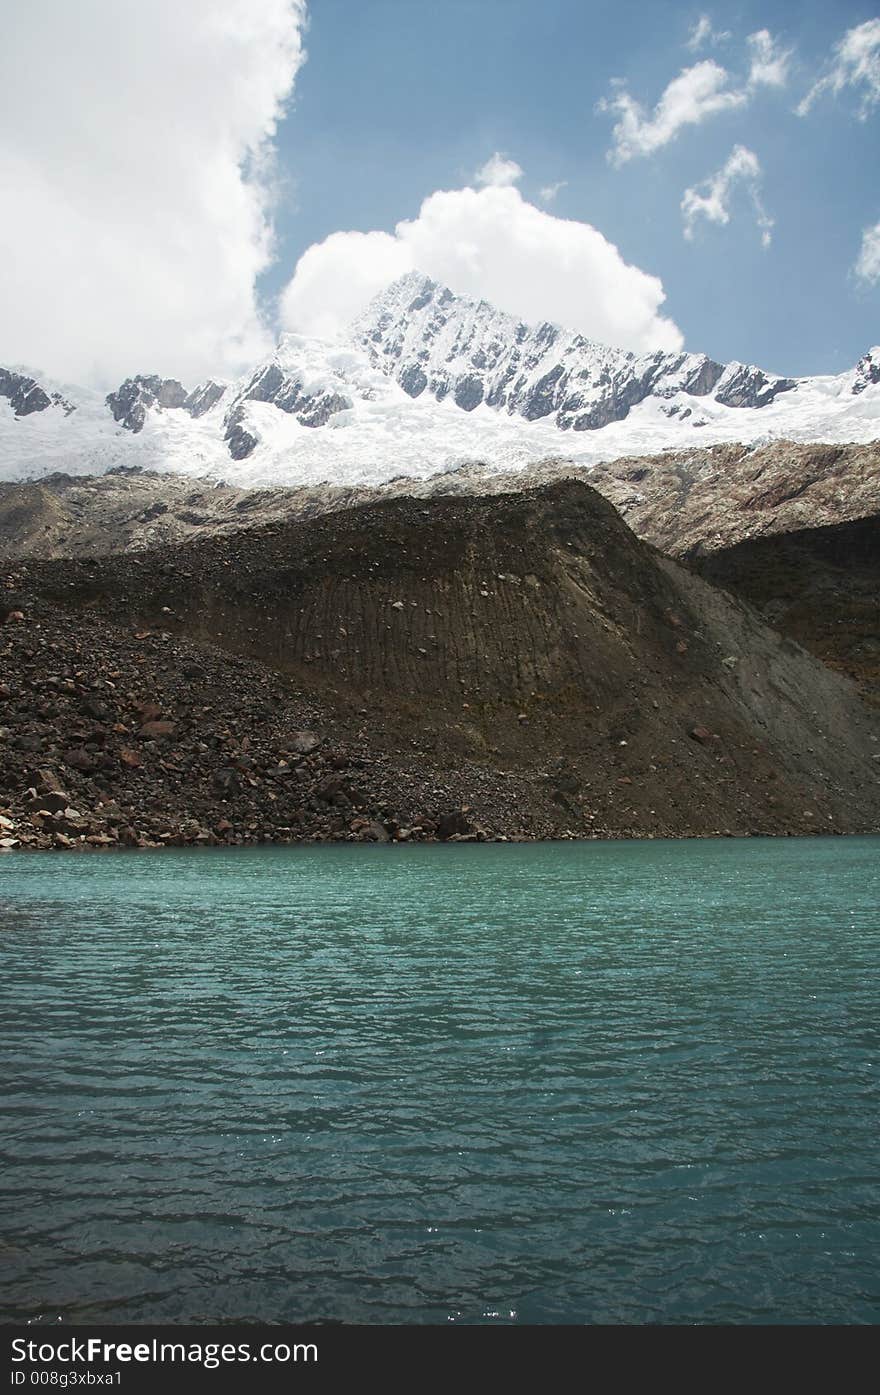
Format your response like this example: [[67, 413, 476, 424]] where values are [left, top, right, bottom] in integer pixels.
[[681, 144, 774, 246], [855, 220, 880, 283], [538, 181, 567, 203], [798, 17, 880, 118], [474, 152, 523, 188], [686, 15, 731, 53], [599, 60, 746, 165], [600, 30, 792, 166], [746, 29, 792, 89]]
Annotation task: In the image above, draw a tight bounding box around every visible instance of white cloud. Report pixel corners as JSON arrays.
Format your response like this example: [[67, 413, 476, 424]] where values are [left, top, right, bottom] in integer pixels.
[[855, 221, 880, 283], [277, 230, 411, 344], [538, 181, 567, 203], [474, 153, 523, 187], [798, 18, 880, 118], [0, 0, 307, 387], [746, 29, 791, 89], [280, 180, 683, 353], [681, 144, 774, 246], [601, 30, 791, 164], [599, 61, 747, 165], [686, 15, 731, 53]]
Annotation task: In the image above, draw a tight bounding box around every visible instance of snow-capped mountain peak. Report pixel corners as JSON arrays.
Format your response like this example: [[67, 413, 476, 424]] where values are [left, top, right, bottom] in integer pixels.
[[351, 272, 798, 429], [1, 273, 878, 488]]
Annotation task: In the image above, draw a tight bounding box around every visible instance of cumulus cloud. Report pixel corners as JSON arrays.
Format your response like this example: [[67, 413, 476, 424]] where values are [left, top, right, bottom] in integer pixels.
[[854, 221, 880, 283], [277, 229, 410, 343], [797, 17, 880, 118], [0, 0, 307, 387], [681, 145, 774, 246], [686, 15, 731, 53], [280, 181, 683, 353], [474, 153, 523, 187], [601, 30, 790, 164]]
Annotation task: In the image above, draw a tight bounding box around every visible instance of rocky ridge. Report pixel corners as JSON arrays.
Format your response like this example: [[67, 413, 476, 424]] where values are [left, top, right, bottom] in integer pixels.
[[106, 375, 226, 432], [352, 271, 798, 430]]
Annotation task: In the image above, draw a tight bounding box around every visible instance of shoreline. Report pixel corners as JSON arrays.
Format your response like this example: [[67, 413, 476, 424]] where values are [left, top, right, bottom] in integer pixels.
[[2, 824, 872, 854]]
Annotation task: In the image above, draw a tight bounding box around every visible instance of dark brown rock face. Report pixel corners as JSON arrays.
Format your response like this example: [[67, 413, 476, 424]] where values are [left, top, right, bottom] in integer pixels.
[[692, 513, 880, 706], [1, 480, 877, 850]]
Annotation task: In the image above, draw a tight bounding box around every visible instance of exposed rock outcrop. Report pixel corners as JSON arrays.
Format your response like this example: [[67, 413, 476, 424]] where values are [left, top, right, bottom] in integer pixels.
[[184, 380, 226, 418], [106, 375, 227, 433], [106, 375, 188, 432], [219, 361, 354, 458], [852, 348, 880, 396], [0, 368, 74, 417]]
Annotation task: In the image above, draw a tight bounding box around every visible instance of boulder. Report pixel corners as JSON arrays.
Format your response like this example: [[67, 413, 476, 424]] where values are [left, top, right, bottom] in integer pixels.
[[436, 809, 472, 840], [286, 731, 321, 755], [64, 747, 96, 772], [138, 719, 177, 739], [361, 821, 390, 842], [689, 726, 716, 746]]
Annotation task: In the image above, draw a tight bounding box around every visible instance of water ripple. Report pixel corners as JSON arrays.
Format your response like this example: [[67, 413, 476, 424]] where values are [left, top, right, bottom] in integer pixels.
[[1, 837, 879, 1323]]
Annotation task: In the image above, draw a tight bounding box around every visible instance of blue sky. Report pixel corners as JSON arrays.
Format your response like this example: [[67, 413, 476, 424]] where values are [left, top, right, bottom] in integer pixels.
[[266, 0, 880, 375]]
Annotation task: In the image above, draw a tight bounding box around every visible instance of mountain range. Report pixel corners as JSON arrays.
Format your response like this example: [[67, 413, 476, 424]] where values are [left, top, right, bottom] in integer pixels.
[[2, 273, 879, 851], [1, 272, 878, 488]]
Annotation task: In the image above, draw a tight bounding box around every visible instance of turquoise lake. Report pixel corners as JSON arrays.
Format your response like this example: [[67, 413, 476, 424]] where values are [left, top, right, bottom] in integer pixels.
[[1, 837, 878, 1325]]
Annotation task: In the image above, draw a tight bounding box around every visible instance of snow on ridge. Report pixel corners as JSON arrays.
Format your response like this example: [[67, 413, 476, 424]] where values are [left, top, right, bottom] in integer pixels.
[[2, 369, 878, 493], [1, 272, 879, 489]]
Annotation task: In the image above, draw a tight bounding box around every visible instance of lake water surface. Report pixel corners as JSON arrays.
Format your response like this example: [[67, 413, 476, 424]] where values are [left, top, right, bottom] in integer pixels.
[[1, 837, 878, 1324]]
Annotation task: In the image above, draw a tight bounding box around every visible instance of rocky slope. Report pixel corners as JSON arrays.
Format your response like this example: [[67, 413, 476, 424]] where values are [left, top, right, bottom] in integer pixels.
[[0, 468, 305, 560], [592, 440, 880, 557], [694, 514, 880, 706], [0, 367, 75, 418], [2, 441, 878, 563], [2, 480, 878, 852], [2, 444, 875, 720]]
